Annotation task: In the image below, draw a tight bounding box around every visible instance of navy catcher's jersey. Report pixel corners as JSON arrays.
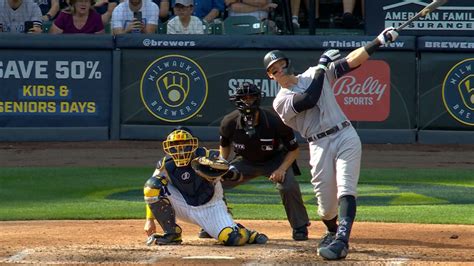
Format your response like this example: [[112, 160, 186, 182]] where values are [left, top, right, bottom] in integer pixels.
[[219, 108, 299, 163], [155, 147, 217, 206]]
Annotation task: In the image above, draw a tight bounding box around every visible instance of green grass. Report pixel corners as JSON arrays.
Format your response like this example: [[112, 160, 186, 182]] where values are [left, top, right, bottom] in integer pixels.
[[0, 167, 472, 224]]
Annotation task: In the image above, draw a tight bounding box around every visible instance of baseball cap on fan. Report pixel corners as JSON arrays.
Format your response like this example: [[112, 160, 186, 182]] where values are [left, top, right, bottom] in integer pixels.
[[174, 0, 193, 6]]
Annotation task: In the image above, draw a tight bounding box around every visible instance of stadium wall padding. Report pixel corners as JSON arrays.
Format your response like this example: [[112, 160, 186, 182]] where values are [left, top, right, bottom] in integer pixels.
[[0, 35, 472, 143]]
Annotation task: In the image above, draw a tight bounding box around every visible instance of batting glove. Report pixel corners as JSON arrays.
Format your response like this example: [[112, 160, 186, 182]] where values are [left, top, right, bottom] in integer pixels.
[[317, 49, 340, 71], [377, 27, 399, 45]]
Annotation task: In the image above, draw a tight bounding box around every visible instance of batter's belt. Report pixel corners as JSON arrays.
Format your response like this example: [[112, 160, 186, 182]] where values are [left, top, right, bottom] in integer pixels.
[[306, 120, 351, 142]]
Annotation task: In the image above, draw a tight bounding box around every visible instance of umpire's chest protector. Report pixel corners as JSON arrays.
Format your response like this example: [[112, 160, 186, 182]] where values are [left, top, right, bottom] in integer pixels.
[[164, 159, 214, 206], [232, 110, 283, 162]]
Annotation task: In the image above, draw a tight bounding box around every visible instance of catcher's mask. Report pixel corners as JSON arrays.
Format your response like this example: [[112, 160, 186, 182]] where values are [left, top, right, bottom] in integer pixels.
[[163, 128, 198, 167], [263, 50, 293, 76], [229, 83, 262, 137]]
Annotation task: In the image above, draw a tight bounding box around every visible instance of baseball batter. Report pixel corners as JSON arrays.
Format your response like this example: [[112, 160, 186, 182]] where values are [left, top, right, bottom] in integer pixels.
[[264, 27, 399, 260], [143, 127, 267, 246]]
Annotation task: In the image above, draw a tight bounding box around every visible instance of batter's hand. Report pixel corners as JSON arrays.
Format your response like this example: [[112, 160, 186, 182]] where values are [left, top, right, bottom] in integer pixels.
[[377, 27, 398, 45], [144, 218, 156, 236], [269, 169, 286, 183], [317, 49, 340, 69]]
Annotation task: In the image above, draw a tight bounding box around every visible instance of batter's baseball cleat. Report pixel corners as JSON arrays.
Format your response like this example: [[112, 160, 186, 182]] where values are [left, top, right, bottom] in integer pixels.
[[292, 225, 308, 241], [198, 228, 212, 239], [154, 233, 182, 245], [318, 239, 348, 260], [317, 231, 336, 255]]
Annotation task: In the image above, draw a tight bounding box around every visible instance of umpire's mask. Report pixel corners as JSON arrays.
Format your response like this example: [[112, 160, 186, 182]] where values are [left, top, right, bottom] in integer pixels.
[[229, 82, 262, 137]]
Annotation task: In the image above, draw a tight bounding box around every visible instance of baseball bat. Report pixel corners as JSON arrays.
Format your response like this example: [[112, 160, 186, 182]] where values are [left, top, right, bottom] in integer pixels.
[[395, 0, 449, 32]]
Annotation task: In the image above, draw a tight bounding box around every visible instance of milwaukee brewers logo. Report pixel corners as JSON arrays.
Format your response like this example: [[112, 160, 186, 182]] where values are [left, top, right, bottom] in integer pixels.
[[140, 55, 208, 122], [442, 58, 474, 126]]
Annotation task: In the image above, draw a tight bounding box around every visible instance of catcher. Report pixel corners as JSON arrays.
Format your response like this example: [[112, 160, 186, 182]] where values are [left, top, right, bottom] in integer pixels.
[[143, 127, 268, 246]]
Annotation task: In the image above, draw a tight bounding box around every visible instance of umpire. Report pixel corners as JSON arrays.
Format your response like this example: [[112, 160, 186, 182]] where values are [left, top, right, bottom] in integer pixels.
[[219, 82, 310, 241]]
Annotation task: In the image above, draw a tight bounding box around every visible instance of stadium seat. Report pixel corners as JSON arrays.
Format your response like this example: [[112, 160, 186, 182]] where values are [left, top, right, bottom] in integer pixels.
[[222, 16, 264, 35], [158, 22, 167, 34], [104, 23, 111, 34], [208, 20, 223, 35], [42, 21, 52, 33]]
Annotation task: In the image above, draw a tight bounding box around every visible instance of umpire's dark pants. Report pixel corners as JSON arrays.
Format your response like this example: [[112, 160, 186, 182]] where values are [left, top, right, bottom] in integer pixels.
[[222, 154, 310, 230]]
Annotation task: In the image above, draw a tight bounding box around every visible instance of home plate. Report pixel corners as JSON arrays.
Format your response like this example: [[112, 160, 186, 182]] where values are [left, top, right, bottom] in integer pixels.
[[183, 256, 236, 260]]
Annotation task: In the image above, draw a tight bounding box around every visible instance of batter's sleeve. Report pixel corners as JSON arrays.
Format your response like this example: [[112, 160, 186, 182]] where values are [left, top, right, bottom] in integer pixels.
[[273, 91, 298, 124]]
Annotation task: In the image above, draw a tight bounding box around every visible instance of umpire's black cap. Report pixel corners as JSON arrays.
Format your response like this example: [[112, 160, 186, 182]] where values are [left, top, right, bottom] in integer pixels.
[[263, 50, 290, 72]]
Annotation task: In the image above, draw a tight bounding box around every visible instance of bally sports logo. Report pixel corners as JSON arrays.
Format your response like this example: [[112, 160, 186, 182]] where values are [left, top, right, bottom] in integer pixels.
[[333, 60, 391, 121]]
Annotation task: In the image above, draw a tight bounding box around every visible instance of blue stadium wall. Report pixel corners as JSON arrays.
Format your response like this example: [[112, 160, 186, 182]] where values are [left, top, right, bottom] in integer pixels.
[[0, 34, 473, 144]]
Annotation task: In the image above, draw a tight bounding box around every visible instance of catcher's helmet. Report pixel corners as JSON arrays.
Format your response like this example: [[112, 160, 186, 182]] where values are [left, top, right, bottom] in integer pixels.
[[229, 82, 262, 115], [263, 50, 290, 72], [163, 128, 198, 167]]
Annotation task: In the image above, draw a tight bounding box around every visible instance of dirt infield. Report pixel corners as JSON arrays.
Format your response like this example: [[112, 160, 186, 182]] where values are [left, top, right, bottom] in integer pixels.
[[1, 220, 473, 264], [1, 142, 473, 264]]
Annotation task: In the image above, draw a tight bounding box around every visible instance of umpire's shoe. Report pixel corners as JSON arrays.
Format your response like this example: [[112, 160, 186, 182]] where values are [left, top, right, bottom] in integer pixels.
[[292, 225, 308, 241], [318, 239, 348, 260], [152, 233, 182, 245]]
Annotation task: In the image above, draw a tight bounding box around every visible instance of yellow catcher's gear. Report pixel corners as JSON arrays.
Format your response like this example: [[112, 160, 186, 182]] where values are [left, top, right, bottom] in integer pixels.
[[162, 129, 198, 167], [218, 226, 249, 246], [218, 224, 269, 246]]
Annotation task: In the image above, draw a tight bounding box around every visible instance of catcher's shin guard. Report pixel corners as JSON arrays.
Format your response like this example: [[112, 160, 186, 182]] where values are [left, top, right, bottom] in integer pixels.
[[239, 223, 268, 244], [247, 230, 268, 244], [147, 197, 181, 240], [218, 226, 249, 246]]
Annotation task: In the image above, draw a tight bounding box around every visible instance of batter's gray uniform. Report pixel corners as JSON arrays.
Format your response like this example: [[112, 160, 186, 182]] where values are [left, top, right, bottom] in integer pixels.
[[272, 63, 362, 220]]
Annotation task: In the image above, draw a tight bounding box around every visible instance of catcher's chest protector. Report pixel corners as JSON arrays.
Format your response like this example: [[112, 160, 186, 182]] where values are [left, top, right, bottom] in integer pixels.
[[164, 159, 214, 206]]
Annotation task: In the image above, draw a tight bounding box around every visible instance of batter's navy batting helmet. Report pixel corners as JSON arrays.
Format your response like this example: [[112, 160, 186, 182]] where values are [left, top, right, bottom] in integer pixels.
[[229, 82, 262, 113], [263, 50, 290, 72]]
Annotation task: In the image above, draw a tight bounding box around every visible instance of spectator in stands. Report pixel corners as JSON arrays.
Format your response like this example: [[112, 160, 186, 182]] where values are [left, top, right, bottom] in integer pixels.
[[0, 0, 43, 33], [152, 0, 170, 23], [291, 0, 318, 29], [60, 0, 68, 7], [225, 0, 276, 20], [167, 0, 204, 34], [94, 0, 119, 24], [36, 0, 60, 22], [192, 0, 224, 23], [49, 0, 104, 33], [341, 0, 364, 29], [111, 0, 158, 34], [225, 0, 277, 32]]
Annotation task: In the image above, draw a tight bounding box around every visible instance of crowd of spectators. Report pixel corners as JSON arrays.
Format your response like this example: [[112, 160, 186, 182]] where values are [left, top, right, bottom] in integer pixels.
[[0, 0, 365, 34], [292, 0, 364, 29]]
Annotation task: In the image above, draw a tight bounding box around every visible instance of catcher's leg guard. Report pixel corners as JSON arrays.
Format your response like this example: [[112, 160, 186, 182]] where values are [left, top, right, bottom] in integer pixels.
[[247, 230, 268, 244], [218, 225, 249, 246], [237, 223, 268, 244], [145, 193, 182, 245]]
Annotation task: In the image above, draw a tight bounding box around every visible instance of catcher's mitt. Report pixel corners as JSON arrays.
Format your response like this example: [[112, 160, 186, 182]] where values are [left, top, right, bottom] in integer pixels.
[[191, 156, 230, 182]]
